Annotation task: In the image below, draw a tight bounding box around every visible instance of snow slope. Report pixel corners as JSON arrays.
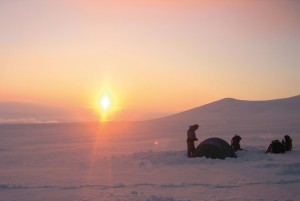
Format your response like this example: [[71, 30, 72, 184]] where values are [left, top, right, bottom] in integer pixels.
[[157, 95, 300, 124], [0, 96, 300, 200], [154, 95, 300, 138]]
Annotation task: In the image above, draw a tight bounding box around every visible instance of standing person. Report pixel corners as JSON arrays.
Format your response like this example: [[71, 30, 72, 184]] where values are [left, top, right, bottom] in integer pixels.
[[187, 124, 199, 158], [284, 135, 292, 151], [231, 134, 242, 152]]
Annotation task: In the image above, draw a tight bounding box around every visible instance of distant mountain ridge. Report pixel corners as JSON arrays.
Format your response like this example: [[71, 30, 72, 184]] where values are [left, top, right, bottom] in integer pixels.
[[156, 95, 300, 130], [0, 102, 97, 123]]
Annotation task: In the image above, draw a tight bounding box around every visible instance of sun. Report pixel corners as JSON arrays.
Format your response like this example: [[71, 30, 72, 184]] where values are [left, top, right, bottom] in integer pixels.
[[95, 87, 118, 121], [100, 94, 111, 112]]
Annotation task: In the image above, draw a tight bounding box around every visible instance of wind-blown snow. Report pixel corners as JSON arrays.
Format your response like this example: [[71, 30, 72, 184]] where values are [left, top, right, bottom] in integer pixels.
[[0, 96, 300, 200]]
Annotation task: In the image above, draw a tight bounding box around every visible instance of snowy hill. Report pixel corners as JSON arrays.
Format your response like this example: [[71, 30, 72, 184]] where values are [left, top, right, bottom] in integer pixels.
[[154, 95, 300, 134]]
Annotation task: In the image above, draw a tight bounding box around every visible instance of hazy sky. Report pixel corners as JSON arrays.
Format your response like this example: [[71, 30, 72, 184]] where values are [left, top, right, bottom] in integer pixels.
[[1, 0, 300, 121]]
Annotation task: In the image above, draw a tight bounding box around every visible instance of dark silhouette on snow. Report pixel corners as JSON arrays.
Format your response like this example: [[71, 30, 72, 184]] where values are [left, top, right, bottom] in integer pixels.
[[265, 140, 285, 154], [186, 124, 199, 158], [231, 134, 242, 152], [284, 135, 292, 151], [195, 137, 236, 159]]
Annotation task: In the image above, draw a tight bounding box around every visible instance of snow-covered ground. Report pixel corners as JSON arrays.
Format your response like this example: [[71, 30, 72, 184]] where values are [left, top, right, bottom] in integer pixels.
[[0, 121, 299, 201]]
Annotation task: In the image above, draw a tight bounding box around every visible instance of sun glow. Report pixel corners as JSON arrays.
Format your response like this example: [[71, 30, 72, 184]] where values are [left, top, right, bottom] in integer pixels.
[[94, 84, 121, 121], [100, 94, 111, 112]]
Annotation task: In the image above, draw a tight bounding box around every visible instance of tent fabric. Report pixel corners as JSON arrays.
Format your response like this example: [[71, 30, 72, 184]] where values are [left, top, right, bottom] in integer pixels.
[[195, 137, 237, 159]]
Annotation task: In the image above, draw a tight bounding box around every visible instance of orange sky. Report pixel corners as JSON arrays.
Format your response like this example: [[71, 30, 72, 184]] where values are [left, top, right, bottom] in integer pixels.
[[1, 0, 300, 121]]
